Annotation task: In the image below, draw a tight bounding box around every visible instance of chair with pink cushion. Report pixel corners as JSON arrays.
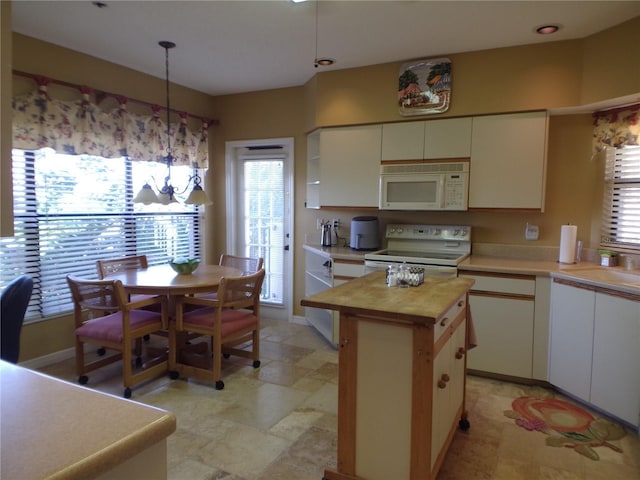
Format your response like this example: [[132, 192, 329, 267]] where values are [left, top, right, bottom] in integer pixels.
[[66, 275, 168, 398], [169, 269, 265, 390], [192, 254, 263, 304]]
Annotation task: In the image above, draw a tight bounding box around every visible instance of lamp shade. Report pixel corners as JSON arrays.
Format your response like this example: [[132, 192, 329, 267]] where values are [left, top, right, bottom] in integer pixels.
[[133, 183, 160, 204], [185, 185, 213, 206], [157, 192, 179, 205]]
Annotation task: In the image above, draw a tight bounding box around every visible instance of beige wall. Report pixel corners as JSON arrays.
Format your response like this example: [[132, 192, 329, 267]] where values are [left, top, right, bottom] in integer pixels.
[[10, 34, 218, 361], [581, 17, 640, 105], [1, 2, 13, 237], [6, 17, 640, 361], [312, 40, 585, 127]]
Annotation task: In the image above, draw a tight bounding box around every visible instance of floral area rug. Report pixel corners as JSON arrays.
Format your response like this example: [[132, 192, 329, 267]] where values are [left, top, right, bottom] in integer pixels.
[[504, 396, 626, 461]]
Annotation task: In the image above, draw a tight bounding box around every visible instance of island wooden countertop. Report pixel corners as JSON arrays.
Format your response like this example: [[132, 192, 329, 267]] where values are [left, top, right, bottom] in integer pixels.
[[0, 361, 176, 480], [301, 270, 474, 325]]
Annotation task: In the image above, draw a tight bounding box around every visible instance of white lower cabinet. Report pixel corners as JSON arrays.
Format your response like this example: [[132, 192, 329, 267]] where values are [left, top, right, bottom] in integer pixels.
[[591, 292, 640, 426], [304, 246, 365, 346], [304, 248, 335, 344], [431, 318, 466, 470], [549, 279, 640, 427], [461, 272, 536, 378], [549, 282, 595, 400]]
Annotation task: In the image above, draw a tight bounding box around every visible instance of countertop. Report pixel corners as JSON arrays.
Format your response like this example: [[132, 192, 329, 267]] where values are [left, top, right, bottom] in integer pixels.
[[301, 270, 474, 323], [303, 243, 372, 261], [303, 243, 640, 296], [460, 255, 640, 296], [0, 361, 176, 480]]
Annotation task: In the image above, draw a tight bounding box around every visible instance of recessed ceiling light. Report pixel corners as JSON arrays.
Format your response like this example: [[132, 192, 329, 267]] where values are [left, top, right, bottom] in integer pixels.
[[536, 24, 560, 35], [314, 57, 335, 68]]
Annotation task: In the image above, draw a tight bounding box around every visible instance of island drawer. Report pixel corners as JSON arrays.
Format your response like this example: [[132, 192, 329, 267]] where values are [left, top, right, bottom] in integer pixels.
[[434, 293, 466, 342]]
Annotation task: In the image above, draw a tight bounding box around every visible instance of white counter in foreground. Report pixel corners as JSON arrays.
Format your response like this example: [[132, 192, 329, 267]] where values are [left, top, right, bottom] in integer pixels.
[[0, 361, 176, 480]]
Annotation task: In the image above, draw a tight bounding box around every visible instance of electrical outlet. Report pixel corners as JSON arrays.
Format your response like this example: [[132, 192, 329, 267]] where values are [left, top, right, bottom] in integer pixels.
[[525, 223, 539, 241], [332, 219, 340, 230]]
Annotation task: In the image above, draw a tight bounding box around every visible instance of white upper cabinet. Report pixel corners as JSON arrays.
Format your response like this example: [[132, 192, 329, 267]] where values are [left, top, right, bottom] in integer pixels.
[[306, 125, 382, 208], [381, 118, 472, 161], [424, 117, 472, 159], [469, 111, 548, 210], [381, 121, 424, 161]]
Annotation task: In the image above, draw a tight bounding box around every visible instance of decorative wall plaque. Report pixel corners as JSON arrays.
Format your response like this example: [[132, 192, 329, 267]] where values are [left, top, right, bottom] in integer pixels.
[[398, 57, 451, 116]]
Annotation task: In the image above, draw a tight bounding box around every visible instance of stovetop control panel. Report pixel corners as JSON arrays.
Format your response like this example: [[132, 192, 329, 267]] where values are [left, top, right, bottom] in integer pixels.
[[385, 224, 471, 242]]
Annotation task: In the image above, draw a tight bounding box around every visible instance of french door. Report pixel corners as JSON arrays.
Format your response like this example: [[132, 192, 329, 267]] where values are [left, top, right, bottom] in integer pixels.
[[225, 138, 294, 321]]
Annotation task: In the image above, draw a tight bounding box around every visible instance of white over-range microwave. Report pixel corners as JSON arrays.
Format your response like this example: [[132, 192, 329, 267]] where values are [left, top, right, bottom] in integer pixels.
[[379, 161, 469, 211]]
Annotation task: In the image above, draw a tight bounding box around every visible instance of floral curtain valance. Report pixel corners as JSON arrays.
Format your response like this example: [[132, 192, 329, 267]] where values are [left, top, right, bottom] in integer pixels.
[[592, 103, 639, 156], [12, 82, 209, 168]]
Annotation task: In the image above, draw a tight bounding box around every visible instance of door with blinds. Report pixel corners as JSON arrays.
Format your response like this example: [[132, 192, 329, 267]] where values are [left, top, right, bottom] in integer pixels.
[[225, 139, 294, 322]]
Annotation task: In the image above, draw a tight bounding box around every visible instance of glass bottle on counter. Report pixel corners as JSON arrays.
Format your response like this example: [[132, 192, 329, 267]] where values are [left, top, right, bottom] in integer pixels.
[[387, 265, 398, 287], [397, 262, 410, 287]]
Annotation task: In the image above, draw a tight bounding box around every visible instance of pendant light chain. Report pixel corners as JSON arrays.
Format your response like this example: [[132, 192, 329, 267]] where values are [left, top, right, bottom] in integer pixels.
[[133, 40, 212, 206], [160, 41, 176, 166]]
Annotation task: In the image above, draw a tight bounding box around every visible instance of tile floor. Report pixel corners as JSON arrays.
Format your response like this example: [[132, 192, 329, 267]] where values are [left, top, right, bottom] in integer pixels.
[[37, 319, 639, 480]]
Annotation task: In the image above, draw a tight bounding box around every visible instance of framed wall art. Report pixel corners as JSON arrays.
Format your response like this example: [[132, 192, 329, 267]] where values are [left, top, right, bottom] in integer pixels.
[[398, 57, 451, 116]]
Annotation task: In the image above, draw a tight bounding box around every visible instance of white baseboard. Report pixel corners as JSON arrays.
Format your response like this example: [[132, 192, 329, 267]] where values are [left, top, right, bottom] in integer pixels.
[[291, 315, 310, 326], [19, 347, 75, 370]]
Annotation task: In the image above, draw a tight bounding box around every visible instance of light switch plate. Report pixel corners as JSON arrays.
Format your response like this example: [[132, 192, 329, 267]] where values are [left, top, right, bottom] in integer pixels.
[[525, 223, 539, 241]]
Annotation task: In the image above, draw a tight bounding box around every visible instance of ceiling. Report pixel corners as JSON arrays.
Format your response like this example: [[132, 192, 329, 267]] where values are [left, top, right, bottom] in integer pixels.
[[11, 1, 640, 97]]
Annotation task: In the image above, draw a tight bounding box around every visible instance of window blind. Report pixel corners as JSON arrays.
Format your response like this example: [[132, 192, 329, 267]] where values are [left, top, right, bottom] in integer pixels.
[[0, 149, 201, 322], [601, 145, 640, 251]]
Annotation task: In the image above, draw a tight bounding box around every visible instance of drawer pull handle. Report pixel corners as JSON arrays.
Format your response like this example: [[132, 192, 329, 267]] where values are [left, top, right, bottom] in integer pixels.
[[440, 317, 449, 327], [455, 347, 466, 359], [458, 300, 464, 307], [437, 373, 450, 389]]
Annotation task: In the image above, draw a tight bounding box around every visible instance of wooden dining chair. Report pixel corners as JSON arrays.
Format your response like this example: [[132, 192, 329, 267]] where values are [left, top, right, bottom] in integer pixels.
[[191, 254, 263, 304], [66, 275, 168, 398], [96, 255, 149, 279], [169, 269, 265, 390], [219, 254, 263, 275]]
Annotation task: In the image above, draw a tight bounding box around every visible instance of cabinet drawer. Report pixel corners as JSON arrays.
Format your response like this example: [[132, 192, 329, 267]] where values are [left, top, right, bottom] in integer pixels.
[[460, 272, 535, 296], [435, 294, 466, 342], [333, 260, 365, 278]]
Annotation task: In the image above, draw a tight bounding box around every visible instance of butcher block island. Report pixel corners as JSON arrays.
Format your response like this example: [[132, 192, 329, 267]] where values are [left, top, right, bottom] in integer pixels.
[[301, 270, 474, 480]]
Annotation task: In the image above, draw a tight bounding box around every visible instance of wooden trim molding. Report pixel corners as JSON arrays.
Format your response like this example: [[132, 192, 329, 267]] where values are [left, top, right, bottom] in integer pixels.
[[552, 277, 640, 301], [337, 313, 358, 476]]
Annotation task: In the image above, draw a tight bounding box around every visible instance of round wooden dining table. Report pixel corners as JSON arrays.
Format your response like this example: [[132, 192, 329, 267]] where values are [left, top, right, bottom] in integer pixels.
[[104, 263, 242, 296], [104, 263, 243, 370]]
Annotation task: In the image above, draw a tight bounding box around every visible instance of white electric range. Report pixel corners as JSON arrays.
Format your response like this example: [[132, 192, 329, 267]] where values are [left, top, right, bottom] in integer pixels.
[[364, 224, 472, 278]]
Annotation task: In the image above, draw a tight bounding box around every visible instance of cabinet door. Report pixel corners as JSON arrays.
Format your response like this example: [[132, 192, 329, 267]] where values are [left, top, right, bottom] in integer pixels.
[[431, 336, 450, 469], [431, 318, 466, 470], [424, 118, 472, 159], [469, 111, 548, 210], [591, 292, 640, 426], [381, 121, 424, 161], [548, 282, 595, 400], [319, 125, 382, 207], [466, 294, 534, 378]]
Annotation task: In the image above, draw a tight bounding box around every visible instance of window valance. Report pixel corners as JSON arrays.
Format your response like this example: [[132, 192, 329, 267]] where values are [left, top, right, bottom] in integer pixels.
[[12, 81, 209, 168], [592, 103, 639, 157]]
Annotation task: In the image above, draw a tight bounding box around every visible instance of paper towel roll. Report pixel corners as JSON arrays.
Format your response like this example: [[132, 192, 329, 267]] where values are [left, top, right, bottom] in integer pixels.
[[559, 225, 578, 264]]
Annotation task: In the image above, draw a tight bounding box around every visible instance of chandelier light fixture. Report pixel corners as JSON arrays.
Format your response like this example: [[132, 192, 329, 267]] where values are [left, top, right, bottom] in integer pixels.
[[133, 41, 212, 206]]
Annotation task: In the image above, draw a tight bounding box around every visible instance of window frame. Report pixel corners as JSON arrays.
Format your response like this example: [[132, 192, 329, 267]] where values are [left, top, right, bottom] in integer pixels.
[[600, 145, 640, 252], [1, 149, 202, 323]]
